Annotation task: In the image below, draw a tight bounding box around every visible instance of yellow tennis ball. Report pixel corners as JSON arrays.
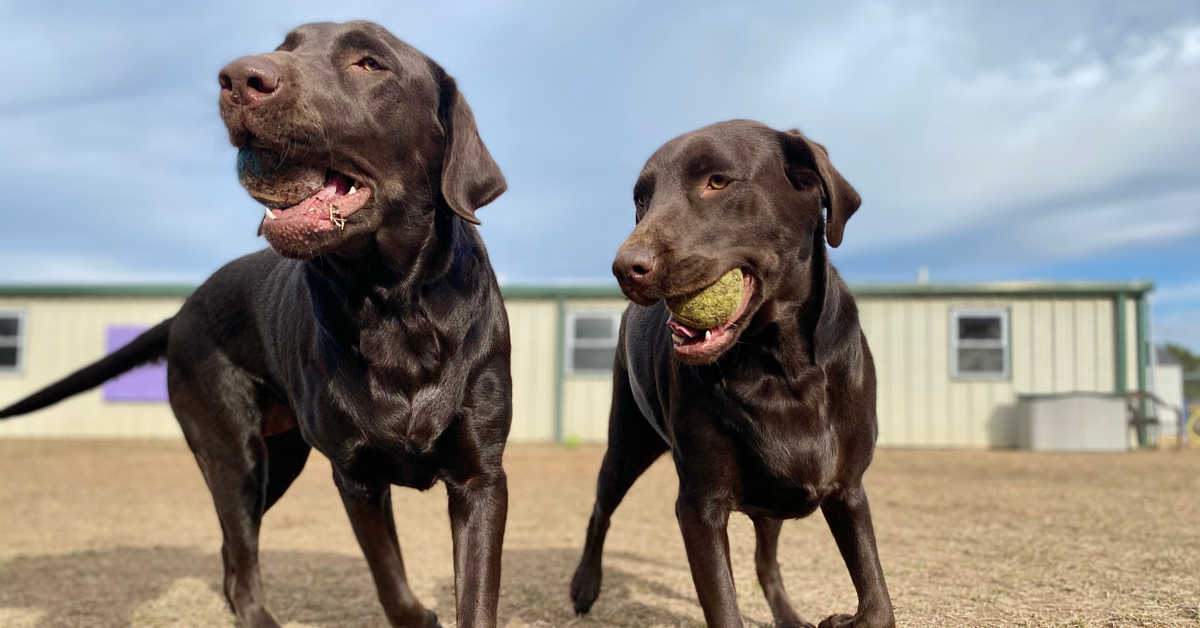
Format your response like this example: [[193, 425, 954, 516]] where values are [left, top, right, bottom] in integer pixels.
[[666, 268, 744, 329]]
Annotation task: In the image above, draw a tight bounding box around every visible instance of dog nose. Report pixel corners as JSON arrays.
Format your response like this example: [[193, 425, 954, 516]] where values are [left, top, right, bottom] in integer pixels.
[[613, 245, 658, 286], [219, 56, 282, 109]]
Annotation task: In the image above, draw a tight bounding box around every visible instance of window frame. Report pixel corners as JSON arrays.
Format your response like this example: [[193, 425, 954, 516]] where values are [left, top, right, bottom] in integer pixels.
[[565, 310, 623, 376], [0, 309, 28, 374], [949, 307, 1010, 381]]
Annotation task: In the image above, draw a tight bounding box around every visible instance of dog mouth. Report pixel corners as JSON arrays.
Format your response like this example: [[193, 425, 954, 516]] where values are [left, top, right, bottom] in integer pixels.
[[237, 146, 372, 243], [666, 272, 755, 363], [258, 169, 370, 229]]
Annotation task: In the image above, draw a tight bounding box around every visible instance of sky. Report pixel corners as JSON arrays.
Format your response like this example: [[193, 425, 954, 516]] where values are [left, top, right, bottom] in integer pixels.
[[1, 0, 1198, 349]]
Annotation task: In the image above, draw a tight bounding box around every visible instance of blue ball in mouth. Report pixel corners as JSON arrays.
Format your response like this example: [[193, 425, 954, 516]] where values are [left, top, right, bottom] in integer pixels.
[[237, 146, 326, 210]]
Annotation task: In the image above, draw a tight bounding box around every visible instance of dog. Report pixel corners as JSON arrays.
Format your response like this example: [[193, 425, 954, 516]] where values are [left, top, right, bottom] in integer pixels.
[[1, 21, 511, 628], [569, 120, 894, 628]]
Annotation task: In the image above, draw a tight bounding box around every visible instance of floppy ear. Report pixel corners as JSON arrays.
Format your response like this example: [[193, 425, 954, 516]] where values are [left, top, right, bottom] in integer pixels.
[[779, 129, 861, 248], [437, 74, 507, 224]]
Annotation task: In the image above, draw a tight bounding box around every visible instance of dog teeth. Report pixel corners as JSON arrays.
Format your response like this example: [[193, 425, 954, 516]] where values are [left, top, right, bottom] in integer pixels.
[[264, 207, 276, 220], [705, 330, 711, 341], [348, 185, 357, 194], [672, 333, 684, 344]]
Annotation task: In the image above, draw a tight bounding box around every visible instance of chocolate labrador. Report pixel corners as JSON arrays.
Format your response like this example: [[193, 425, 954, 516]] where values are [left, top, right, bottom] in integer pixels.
[[570, 120, 894, 628], [0, 21, 511, 628]]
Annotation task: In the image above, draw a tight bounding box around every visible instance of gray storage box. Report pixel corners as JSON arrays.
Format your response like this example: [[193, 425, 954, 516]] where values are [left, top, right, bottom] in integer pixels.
[[1015, 393, 1128, 452]]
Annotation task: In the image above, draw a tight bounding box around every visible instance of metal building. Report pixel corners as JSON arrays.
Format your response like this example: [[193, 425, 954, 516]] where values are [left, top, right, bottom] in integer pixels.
[[0, 281, 1155, 448]]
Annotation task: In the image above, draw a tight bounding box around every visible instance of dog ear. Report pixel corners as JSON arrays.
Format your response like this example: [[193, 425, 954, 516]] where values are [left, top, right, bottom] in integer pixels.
[[779, 129, 860, 248], [437, 74, 507, 224]]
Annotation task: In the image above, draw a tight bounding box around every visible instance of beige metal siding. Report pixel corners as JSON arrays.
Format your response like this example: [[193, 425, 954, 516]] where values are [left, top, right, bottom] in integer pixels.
[[861, 296, 1119, 448], [505, 299, 557, 442], [562, 378, 613, 442], [0, 291, 1134, 448], [561, 298, 628, 443], [1124, 298, 1139, 392], [0, 296, 564, 442], [1095, 302, 1116, 393], [0, 297, 184, 438]]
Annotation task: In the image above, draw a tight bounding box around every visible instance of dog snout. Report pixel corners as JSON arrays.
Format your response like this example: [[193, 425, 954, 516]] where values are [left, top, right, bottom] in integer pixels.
[[613, 244, 661, 305], [614, 244, 657, 282], [220, 56, 283, 109]]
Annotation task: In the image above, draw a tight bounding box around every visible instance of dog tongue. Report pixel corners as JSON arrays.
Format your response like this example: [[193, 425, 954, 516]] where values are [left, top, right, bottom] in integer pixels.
[[668, 319, 703, 337], [323, 172, 352, 196], [270, 172, 352, 221]]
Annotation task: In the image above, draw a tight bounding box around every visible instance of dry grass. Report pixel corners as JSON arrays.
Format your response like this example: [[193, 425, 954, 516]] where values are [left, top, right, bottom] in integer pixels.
[[0, 441, 1197, 627]]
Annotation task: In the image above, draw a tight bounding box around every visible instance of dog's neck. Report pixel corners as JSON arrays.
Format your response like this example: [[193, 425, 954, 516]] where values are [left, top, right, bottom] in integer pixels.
[[722, 222, 845, 382], [302, 203, 492, 344]]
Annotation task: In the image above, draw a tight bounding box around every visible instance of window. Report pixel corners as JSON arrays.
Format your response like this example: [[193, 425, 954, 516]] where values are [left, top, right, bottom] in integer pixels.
[[0, 310, 26, 372], [567, 311, 622, 375], [950, 308, 1009, 380]]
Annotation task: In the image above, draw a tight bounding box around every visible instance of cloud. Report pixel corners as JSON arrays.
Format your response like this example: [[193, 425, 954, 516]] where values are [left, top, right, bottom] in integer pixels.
[[0, 0, 1197, 346]]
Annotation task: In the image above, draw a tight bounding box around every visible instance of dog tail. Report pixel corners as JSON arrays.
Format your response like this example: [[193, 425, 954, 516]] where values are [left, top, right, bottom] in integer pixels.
[[0, 318, 173, 419]]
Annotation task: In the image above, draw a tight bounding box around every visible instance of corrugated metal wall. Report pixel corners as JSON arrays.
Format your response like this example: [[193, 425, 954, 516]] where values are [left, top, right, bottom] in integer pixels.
[[0, 297, 185, 438], [505, 299, 557, 441], [0, 296, 567, 442], [0, 291, 1140, 448], [561, 298, 629, 443], [552, 294, 1135, 447], [859, 296, 1125, 448]]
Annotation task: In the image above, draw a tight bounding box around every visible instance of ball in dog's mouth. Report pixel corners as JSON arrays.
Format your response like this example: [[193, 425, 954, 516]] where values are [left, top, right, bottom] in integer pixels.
[[666, 269, 744, 329], [665, 270, 754, 363], [236, 146, 372, 248], [237, 147, 327, 209]]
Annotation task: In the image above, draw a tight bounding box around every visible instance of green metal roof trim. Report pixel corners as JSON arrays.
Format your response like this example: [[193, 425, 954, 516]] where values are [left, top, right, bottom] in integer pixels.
[[0, 280, 1153, 299], [503, 281, 1156, 299], [501, 284, 627, 298], [847, 280, 1154, 298], [0, 285, 198, 297]]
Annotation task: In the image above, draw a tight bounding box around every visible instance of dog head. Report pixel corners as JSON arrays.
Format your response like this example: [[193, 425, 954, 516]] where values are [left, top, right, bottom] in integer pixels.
[[613, 120, 860, 364], [219, 21, 505, 260]]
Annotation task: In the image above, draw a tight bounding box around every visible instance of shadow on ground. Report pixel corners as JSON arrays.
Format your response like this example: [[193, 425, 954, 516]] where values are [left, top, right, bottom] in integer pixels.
[[0, 546, 703, 628]]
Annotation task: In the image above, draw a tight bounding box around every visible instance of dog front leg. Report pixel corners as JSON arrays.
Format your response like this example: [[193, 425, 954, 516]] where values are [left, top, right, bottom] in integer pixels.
[[676, 494, 744, 628], [447, 471, 508, 628], [334, 473, 439, 628], [818, 483, 895, 628]]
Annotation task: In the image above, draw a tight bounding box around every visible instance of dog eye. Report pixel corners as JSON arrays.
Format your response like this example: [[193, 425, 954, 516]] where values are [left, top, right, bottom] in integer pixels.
[[356, 57, 383, 71], [634, 194, 645, 209], [707, 174, 731, 190]]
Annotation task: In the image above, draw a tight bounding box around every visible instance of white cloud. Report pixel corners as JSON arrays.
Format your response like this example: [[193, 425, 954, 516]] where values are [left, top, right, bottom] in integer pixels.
[[0, 0, 1196, 312], [760, 14, 1200, 257], [1014, 186, 1200, 262]]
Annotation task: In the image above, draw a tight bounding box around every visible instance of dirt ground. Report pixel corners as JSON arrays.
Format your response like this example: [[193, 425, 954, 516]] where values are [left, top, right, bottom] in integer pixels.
[[0, 441, 1197, 628]]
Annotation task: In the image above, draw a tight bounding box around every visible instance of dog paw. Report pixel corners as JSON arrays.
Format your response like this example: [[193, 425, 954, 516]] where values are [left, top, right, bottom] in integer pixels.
[[818, 614, 853, 628], [569, 562, 602, 615], [424, 609, 442, 628], [817, 612, 893, 628]]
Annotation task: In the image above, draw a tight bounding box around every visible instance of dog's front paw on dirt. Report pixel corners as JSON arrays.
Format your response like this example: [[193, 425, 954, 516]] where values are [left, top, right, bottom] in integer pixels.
[[774, 619, 817, 628], [569, 563, 602, 615], [817, 612, 893, 628]]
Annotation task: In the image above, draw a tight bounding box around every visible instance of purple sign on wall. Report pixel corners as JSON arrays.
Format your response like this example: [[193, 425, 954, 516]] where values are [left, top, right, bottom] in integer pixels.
[[102, 326, 169, 402]]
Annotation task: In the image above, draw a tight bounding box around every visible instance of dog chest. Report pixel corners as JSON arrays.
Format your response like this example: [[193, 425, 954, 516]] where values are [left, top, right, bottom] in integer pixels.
[[340, 443, 445, 491], [735, 441, 838, 519], [704, 380, 843, 516]]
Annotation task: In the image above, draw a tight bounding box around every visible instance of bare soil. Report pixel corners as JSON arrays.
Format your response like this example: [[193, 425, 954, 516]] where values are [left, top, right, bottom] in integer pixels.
[[0, 441, 1197, 627]]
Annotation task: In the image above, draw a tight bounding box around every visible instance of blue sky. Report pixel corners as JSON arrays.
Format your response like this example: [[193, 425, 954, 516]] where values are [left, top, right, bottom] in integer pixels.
[[1, 1, 1198, 349]]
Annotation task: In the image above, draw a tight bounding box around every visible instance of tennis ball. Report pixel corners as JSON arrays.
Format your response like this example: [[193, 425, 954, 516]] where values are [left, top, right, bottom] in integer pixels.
[[666, 268, 744, 329], [237, 147, 325, 209]]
